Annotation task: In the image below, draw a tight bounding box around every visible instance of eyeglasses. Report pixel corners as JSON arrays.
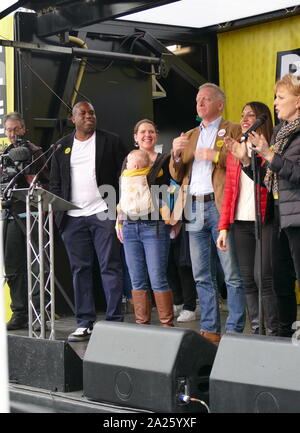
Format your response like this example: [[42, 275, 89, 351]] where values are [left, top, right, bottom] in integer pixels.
[[4, 127, 24, 134]]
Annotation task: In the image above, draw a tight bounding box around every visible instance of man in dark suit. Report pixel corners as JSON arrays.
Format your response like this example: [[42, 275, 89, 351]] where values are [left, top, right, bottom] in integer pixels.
[[50, 101, 126, 342]]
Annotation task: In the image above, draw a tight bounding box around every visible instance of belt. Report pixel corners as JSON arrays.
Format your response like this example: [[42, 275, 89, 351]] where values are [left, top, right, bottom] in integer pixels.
[[192, 193, 215, 202]]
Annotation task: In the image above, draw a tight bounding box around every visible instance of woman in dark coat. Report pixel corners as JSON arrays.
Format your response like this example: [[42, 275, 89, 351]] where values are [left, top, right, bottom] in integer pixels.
[[227, 74, 300, 337]]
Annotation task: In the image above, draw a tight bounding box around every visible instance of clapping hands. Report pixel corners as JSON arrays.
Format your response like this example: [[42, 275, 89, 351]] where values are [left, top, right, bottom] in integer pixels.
[[248, 132, 274, 162], [224, 136, 250, 166]]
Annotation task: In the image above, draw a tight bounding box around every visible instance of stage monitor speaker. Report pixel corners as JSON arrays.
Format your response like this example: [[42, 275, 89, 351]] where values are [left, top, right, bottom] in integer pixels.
[[8, 335, 83, 392], [210, 333, 300, 413], [83, 321, 217, 413]]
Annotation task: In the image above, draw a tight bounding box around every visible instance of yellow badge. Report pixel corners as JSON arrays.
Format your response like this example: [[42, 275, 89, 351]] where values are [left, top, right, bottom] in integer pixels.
[[216, 140, 224, 148], [65, 147, 71, 154]]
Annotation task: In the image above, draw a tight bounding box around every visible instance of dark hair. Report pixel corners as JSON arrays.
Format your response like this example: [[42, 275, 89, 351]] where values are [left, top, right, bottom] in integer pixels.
[[72, 101, 95, 116], [133, 119, 158, 135], [242, 101, 273, 143]]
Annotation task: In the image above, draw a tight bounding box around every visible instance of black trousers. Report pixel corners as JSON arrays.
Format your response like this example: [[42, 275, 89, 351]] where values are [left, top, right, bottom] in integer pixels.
[[61, 213, 124, 327], [234, 219, 279, 334], [272, 205, 299, 337], [234, 220, 273, 297], [4, 217, 39, 318], [167, 237, 196, 311]]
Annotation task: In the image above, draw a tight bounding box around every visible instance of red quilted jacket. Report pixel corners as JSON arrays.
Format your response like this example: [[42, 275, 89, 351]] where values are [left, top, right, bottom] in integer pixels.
[[218, 151, 268, 231]]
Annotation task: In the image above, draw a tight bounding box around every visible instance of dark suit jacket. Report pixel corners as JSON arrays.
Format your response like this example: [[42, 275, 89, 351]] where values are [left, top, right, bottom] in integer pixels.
[[49, 128, 127, 230]]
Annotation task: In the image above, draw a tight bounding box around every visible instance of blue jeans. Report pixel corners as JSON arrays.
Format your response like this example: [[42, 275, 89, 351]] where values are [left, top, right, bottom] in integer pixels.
[[122, 221, 170, 292], [188, 200, 245, 333], [120, 245, 133, 299]]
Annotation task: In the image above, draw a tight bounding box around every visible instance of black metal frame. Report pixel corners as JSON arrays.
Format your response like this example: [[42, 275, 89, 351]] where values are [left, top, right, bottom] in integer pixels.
[[0, 9, 216, 149], [0, 0, 180, 24]]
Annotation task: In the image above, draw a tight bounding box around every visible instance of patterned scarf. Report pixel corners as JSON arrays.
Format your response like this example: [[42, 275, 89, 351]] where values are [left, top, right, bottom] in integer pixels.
[[264, 117, 300, 196]]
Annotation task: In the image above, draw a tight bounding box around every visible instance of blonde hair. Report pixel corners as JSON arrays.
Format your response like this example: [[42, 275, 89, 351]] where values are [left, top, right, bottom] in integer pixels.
[[128, 149, 150, 168], [198, 82, 226, 104], [275, 74, 300, 96]]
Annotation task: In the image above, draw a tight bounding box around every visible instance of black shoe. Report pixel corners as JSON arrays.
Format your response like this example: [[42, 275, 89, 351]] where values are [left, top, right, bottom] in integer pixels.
[[6, 316, 28, 331]]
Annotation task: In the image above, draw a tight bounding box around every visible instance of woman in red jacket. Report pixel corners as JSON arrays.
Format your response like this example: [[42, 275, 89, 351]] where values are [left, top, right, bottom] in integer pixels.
[[217, 102, 278, 335]]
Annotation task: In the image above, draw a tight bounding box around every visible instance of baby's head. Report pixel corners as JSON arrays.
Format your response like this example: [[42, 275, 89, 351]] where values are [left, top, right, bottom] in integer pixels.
[[126, 149, 150, 170]]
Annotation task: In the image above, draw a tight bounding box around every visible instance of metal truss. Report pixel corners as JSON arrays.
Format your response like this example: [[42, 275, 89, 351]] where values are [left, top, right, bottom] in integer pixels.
[[26, 192, 56, 340]]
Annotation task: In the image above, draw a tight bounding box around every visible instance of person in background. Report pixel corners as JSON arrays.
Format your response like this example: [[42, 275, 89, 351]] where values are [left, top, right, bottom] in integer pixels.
[[217, 102, 278, 336], [170, 83, 245, 345], [50, 101, 125, 342], [116, 119, 174, 327], [3, 112, 49, 330], [168, 221, 197, 323], [227, 74, 300, 338]]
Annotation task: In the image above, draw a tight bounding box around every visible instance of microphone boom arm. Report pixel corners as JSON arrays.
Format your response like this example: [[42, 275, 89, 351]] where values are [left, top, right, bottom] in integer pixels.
[[28, 143, 61, 195]]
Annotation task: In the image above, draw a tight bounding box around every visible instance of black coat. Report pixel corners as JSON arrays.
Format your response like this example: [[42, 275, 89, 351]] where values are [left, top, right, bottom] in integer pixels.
[[49, 129, 127, 230], [269, 124, 300, 228], [243, 123, 300, 228]]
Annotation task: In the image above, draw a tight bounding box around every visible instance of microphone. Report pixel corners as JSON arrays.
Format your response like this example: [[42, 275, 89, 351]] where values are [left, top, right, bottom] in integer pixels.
[[28, 143, 62, 194], [2, 144, 58, 199], [8, 146, 32, 163], [240, 114, 268, 142]]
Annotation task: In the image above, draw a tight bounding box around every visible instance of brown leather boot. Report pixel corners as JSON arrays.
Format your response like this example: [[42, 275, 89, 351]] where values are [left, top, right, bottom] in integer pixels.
[[131, 289, 152, 324], [154, 290, 174, 327], [199, 331, 221, 345]]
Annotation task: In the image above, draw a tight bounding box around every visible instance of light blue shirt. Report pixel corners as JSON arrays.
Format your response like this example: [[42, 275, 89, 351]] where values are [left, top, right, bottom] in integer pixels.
[[189, 116, 222, 196]]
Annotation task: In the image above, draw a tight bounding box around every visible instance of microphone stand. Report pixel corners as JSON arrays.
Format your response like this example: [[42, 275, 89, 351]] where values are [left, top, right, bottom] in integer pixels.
[[28, 145, 58, 195], [251, 148, 264, 335], [24, 144, 61, 335]]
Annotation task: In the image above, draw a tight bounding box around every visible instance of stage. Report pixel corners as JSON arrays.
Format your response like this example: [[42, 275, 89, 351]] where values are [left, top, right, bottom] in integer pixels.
[[6, 304, 216, 413], [7, 305, 209, 413]]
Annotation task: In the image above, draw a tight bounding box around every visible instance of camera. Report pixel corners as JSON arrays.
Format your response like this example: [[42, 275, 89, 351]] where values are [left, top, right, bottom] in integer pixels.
[[0, 154, 18, 184], [15, 135, 30, 148], [0, 136, 32, 184]]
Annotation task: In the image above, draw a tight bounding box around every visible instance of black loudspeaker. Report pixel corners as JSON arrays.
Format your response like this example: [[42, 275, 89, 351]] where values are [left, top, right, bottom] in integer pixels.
[[210, 334, 300, 413], [83, 321, 217, 413], [8, 335, 83, 392]]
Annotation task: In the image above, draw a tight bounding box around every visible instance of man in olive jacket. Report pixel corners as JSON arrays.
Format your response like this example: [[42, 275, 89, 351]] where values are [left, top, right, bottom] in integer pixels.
[[170, 83, 245, 344]]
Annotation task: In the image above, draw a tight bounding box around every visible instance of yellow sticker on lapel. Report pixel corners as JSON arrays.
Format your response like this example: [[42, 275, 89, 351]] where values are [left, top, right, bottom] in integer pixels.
[[216, 140, 224, 148], [65, 147, 71, 154]]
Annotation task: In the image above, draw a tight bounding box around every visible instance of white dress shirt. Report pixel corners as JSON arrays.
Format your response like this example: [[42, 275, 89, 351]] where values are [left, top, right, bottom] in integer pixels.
[[189, 116, 222, 196]]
